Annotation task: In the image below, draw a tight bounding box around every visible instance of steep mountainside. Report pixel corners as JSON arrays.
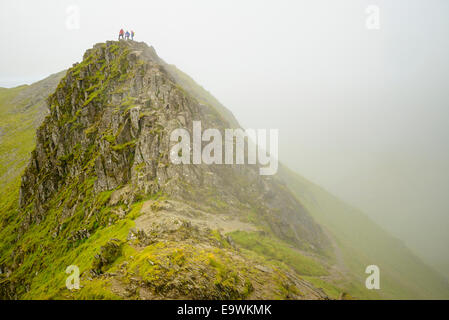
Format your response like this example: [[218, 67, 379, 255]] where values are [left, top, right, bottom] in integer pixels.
[[1, 40, 448, 300], [0, 41, 332, 299]]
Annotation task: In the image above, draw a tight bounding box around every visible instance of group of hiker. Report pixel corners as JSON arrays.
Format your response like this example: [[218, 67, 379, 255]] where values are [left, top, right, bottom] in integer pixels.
[[118, 29, 135, 41]]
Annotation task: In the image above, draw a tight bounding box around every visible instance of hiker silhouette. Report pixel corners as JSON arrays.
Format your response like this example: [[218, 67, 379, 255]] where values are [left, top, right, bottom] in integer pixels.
[[118, 29, 135, 41]]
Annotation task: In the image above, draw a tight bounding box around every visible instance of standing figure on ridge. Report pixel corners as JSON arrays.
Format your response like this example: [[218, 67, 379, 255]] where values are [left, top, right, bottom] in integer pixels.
[[125, 30, 130, 40], [131, 30, 135, 41], [118, 29, 124, 40]]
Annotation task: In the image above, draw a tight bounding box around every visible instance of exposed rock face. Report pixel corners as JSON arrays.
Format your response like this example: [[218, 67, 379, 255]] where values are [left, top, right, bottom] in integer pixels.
[[18, 40, 328, 252], [3, 41, 449, 300], [2, 40, 332, 300]]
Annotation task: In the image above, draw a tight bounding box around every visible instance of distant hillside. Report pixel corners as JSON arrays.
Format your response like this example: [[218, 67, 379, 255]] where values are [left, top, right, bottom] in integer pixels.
[[278, 166, 449, 299], [0, 71, 65, 190]]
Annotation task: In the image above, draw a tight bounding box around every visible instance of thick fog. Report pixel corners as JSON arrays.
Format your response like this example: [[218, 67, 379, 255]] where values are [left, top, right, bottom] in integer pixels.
[[1, 0, 448, 277]]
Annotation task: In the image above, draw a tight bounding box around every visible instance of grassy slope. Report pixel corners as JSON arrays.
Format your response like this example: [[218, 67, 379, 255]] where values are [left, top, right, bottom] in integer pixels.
[[279, 165, 449, 299], [0, 85, 48, 252], [0, 86, 38, 191], [0, 71, 66, 190]]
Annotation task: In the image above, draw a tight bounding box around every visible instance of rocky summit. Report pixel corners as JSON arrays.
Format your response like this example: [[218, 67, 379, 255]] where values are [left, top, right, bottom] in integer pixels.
[[3, 40, 448, 300], [1, 41, 332, 299]]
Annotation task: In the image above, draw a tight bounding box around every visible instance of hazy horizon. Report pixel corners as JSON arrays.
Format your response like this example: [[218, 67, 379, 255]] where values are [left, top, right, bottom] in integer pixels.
[[1, 0, 448, 278]]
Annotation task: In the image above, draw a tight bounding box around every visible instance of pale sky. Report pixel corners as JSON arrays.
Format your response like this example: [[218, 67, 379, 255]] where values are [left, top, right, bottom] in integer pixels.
[[1, 0, 449, 276]]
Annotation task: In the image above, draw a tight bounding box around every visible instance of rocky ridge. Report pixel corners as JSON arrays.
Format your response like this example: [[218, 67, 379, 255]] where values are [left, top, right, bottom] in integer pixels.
[[1, 40, 333, 299]]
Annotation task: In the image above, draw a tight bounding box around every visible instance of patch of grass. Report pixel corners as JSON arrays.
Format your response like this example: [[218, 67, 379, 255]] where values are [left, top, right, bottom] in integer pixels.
[[228, 231, 328, 277], [302, 276, 343, 299], [73, 278, 122, 300], [127, 201, 144, 220], [21, 219, 134, 299], [111, 140, 136, 151]]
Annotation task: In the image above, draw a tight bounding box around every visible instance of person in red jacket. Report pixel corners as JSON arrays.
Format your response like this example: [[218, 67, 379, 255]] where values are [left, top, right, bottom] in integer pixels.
[[118, 29, 124, 40]]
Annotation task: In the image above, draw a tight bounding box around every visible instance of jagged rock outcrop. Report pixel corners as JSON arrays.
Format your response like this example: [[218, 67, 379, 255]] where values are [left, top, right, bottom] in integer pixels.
[[18, 40, 329, 252], [3, 40, 332, 299], [3, 41, 449, 300]]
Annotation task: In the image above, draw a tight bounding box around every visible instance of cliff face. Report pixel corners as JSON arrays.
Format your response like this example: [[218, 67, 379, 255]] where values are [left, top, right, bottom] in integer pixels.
[[3, 40, 447, 300], [1, 41, 331, 299], [19, 40, 327, 250]]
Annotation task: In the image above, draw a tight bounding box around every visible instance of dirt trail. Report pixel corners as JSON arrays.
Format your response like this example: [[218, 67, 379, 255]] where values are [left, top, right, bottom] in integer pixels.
[[319, 227, 351, 282], [135, 199, 258, 235]]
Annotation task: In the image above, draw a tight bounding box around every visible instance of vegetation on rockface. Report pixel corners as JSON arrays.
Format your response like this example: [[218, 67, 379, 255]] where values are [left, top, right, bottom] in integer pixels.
[[116, 241, 256, 299], [0, 41, 337, 300], [0, 43, 146, 298], [1, 172, 128, 298], [2, 39, 447, 300], [19, 42, 149, 215]]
